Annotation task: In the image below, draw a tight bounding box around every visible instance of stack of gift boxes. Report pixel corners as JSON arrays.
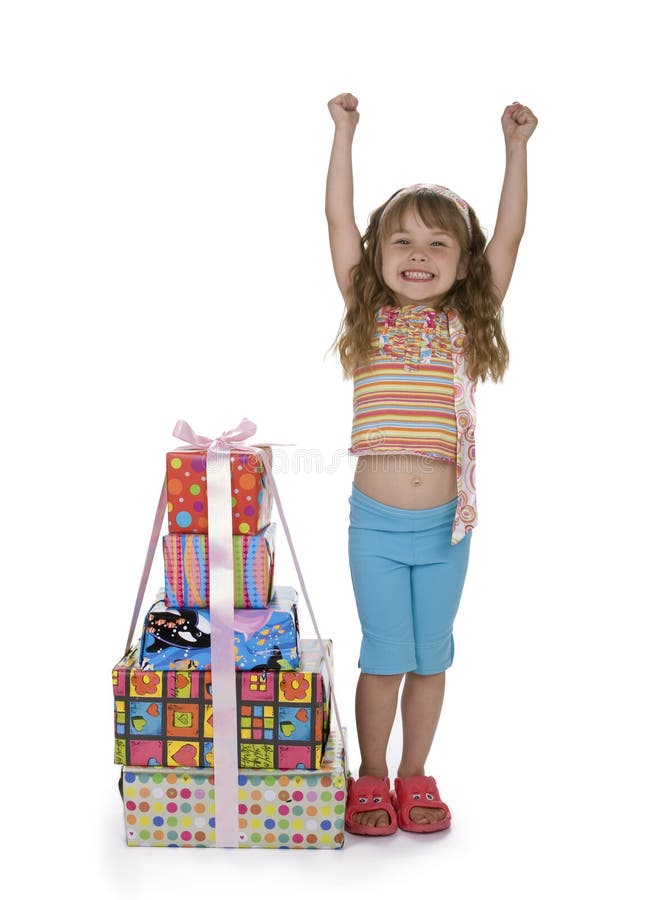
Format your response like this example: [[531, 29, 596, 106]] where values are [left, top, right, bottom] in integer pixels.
[[112, 443, 347, 848]]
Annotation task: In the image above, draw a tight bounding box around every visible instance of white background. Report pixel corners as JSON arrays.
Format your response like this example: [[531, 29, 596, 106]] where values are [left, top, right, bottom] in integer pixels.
[[2, 1, 647, 897]]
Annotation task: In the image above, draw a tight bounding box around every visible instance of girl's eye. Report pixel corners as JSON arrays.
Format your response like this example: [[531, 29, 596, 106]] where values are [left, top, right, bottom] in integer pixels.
[[394, 239, 445, 247]]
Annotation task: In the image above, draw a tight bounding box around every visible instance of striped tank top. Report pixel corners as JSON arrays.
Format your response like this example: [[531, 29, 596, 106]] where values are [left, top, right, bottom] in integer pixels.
[[348, 303, 478, 545], [350, 304, 456, 460]]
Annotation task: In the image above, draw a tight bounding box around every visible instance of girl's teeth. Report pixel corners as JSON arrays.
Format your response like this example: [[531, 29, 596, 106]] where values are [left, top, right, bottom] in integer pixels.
[[403, 271, 433, 279]]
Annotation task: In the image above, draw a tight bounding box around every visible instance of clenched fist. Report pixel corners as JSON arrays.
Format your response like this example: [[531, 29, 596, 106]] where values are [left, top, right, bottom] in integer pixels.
[[501, 102, 538, 147], [328, 93, 360, 129]]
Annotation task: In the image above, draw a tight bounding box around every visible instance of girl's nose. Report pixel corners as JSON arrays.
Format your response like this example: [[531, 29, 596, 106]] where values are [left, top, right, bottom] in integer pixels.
[[410, 247, 428, 260]]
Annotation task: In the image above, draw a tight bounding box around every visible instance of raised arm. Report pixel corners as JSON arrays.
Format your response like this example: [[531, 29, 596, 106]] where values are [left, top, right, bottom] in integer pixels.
[[326, 93, 363, 307], [485, 102, 538, 304]]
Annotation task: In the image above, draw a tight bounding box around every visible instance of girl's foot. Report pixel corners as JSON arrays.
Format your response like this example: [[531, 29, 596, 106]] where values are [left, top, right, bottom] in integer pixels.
[[354, 800, 445, 828], [345, 776, 398, 836], [354, 808, 392, 828], [391, 775, 451, 833], [408, 804, 447, 826]]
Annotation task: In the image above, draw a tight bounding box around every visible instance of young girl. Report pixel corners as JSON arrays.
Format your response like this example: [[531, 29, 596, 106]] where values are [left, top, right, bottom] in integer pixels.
[[326, 93, 537, 835]]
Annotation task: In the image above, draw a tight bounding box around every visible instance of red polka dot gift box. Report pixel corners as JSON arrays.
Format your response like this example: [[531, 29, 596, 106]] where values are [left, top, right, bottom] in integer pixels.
[[166, 447, 273, 536], [120, 728, 346, 849]]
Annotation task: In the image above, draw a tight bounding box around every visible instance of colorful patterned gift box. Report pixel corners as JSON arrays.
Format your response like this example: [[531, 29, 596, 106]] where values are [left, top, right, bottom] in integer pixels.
[[114, 637, 331, 770], [166, 447, 272, 536], [121, 728, 346, 849], [163, 523, 276, 609], [139, 585, 299, 672]]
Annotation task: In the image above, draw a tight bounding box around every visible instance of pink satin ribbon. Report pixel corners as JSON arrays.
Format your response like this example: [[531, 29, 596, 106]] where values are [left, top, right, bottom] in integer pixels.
[[173, 418, 256, 848], [125, 418, 346, 850]]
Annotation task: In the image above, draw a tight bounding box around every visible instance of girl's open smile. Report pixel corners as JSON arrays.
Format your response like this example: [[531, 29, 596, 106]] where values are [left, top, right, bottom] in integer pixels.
[[401, 269, 434, 281]]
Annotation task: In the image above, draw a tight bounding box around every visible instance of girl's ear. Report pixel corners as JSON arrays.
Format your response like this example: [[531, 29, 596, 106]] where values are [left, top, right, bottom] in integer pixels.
[[456, 256, 469, 281]]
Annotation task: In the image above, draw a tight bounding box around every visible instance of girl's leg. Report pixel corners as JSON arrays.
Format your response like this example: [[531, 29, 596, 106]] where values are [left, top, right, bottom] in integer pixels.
[[348, 492, 415, 829], [357, 673, 405, 778], [399, 671, 446, 778], [348, 486, 451, 829], [400, 526, 471, 825], [354, 672, 404, 828], [398, 671, 447, 825]]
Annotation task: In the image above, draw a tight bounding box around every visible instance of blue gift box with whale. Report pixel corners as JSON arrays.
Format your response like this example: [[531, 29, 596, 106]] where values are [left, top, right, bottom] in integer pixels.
[[138, 585, 300, 672]]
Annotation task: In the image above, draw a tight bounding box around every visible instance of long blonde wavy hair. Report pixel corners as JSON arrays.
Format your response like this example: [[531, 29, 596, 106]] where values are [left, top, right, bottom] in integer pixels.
[[330, 185, 509, 383]]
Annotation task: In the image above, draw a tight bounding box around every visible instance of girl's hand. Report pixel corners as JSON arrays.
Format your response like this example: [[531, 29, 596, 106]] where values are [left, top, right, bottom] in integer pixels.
[[501, 102, 538, 147], [328, 93, 359, 129]]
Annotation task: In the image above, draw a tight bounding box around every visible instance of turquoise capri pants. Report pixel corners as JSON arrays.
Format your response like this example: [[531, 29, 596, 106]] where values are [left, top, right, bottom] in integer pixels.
[[348, 483, 472, 676]]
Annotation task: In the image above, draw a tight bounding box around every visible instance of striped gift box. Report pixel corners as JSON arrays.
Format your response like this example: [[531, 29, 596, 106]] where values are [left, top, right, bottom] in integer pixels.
[[163, 523, 275, 609]]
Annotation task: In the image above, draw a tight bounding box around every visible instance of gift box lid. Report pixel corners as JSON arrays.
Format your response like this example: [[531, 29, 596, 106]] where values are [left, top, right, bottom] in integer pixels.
[[114, 636, 331, 680]]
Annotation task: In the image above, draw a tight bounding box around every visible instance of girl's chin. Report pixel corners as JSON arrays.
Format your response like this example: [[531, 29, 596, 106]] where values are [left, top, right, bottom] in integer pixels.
[[393, 285, 443, 301]]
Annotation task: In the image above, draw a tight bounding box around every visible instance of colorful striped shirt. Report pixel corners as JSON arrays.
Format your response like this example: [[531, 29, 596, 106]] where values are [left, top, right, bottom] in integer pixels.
[[349, 303, 477, 544]]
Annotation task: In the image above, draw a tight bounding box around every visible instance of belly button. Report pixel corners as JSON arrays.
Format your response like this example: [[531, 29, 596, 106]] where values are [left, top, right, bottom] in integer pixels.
[[411, 477, 423, 487]]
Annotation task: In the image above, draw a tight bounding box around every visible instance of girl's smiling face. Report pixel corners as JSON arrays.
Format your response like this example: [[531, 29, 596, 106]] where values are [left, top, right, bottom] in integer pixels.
[[381, 208, 466, 308]]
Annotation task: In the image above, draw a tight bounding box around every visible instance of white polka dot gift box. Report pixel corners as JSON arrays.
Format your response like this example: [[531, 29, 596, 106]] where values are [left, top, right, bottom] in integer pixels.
[[121, 728, 347, 849]]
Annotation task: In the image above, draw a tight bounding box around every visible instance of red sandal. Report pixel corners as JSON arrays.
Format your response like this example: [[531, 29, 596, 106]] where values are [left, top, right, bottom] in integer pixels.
[[390, 775, 451, 833], [345, 776, 398, 836]]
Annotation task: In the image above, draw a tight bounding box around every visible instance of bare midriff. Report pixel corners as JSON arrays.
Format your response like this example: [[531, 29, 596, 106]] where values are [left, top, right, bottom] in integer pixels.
[[353, 454, 457, 510]]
